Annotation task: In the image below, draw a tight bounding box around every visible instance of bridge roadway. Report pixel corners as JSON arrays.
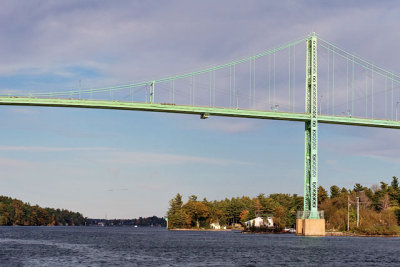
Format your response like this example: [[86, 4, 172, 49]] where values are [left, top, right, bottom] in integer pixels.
[[0, 97, 400, 129]]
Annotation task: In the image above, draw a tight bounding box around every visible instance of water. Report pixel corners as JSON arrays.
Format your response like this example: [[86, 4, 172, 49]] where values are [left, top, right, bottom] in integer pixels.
[[0, 227, 399, 266]]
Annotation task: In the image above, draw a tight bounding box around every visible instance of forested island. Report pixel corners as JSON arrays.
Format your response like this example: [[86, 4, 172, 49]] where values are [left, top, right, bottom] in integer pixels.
[[0, 195, 166, 227], [167, 177, 400, 235], [0, 196, 85, 226]]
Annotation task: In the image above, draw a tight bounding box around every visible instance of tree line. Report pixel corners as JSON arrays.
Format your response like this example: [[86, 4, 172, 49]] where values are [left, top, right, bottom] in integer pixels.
[[0, 196, 85, 226], [167, 177, 400, 234], [86, 216, 166, 227]]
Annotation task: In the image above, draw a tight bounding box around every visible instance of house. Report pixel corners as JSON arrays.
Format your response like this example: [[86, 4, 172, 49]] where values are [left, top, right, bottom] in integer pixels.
[[210, 222, 227, 230], [210, 222, 221, 229], [245, 216, 274, 228]]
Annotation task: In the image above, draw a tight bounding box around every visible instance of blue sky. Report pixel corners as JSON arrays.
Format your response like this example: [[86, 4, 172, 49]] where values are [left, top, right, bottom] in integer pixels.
[[1, 1, 400, 218]]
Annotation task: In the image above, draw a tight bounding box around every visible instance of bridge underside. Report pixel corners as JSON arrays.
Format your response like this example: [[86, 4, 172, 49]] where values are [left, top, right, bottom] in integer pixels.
[[0, 97, 399, 129]]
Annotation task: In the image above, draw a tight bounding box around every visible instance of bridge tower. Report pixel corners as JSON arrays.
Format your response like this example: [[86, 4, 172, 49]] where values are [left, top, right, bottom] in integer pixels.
[[297, 33, 325, 236]]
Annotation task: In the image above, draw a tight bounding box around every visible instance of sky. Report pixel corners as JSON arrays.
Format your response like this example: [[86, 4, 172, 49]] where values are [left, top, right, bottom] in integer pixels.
[[1, 1, 400, 219]]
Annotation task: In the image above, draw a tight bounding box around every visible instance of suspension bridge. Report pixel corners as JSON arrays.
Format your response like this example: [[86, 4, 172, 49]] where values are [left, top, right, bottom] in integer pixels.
[[1, 32, 400, 235]]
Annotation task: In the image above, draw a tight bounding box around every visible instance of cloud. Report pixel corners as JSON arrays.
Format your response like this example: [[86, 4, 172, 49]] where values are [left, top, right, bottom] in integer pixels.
[[1, 1, 398, 84], [0, 145, 248, 166], [0, 157, 36, 169], [0, 1, 399, 120], [0, 146, 112, 152], [323, 128, 400, 163], [99, 151, 247, 166]]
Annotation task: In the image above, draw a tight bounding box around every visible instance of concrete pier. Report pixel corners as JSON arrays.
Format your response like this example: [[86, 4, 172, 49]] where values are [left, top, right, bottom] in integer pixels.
[[296, 219, 325, 236]]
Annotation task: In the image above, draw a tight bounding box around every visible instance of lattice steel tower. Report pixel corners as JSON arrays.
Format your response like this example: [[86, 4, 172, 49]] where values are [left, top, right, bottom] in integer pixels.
[[303, 33, 319, 219]]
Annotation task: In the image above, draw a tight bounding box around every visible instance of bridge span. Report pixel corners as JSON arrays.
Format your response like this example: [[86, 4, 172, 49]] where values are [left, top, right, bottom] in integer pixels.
[[2, 33, 400, 235]]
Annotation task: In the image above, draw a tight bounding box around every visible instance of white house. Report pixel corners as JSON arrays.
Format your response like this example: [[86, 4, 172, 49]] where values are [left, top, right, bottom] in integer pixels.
[[210, 222, 221, 229], [210, 222, 227, 230], [245, 216, 274, 228]]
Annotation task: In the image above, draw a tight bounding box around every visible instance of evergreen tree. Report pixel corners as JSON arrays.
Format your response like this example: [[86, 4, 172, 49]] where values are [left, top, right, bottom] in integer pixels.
[[167, 193, 189, 229], [330, 185, 340, 198], [318, 186, 328, 205]]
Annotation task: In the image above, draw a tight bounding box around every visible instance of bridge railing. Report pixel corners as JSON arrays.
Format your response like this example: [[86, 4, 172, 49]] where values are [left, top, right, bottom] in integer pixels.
[[297, 210, 325, 220]]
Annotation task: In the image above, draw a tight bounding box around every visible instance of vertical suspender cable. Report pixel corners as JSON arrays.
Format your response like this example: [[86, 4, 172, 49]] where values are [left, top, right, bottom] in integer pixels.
[[273, 52, 276, 107], [332, 48, 335, 115], [249, 58, 252, 108], [193, 75, 195, 106], [268, 54, 271, 108], [235, 64, 238, 109], [172, 80, 175, 104], [392, 74, 394, 120], [385, 76, 387, 118], [169, 81, 172, 103], [145, 84, 148, 103], [190, 75, 192, 105], [289, 45, 291, 111], [346, 58, 349, 114], [209, 72, 212, 107], [293, 44, 296, 113], [365, 67, 368, 117], [229, 66, 232, 107], [371, 67, 374, 119], [213, 70, 216, 107], [253, 57, 256, 109], [234, 64, 237, 109], [351, 56, 354, 115], [327, 48, 330, 115]]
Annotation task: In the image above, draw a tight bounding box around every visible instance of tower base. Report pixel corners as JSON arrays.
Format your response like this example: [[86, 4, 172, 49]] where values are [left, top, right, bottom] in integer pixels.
[[296, 219, 325, 236]]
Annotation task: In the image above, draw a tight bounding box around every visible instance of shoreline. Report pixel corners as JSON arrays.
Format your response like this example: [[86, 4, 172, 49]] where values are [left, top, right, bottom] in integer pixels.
[[325, 231, 400, 237], [168, 229, 400, 237], [168, 228, 236, 232]]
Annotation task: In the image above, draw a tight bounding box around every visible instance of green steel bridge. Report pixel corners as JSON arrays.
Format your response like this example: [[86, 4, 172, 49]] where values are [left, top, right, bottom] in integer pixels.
[[1, 33, 400, 219]]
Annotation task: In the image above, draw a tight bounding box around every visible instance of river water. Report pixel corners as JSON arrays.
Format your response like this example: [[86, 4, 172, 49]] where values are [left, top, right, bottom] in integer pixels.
[[0, 226, 399, 266]]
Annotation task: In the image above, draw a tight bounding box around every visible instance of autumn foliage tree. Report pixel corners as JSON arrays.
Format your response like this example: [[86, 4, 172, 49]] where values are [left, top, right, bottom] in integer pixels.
[[320, 176, 400, 234], [167, 176, 400, 234], [0, 196, 85, 226]]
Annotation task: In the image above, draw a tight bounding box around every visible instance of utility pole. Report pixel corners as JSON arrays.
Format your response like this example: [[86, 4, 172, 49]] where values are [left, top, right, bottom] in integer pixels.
[[396, 101, 399, 121], [347, 195, 350, 231], [356, 197, 360, 227]]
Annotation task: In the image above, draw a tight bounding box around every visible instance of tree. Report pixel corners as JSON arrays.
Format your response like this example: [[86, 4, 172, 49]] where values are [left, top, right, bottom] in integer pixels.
[[183, 200, 210, 228], [389, 177, 400, 206], [239, 210, 250, 224], [380, 182, 388, 192], [380, 194, 390, 210], [318, 186, 328, 205], [353, 183, 364, 193], [253, 199, 263, 217], [330, 185, 340, 199], [167, 193, 189, 229], [391, 176, 399, 190]]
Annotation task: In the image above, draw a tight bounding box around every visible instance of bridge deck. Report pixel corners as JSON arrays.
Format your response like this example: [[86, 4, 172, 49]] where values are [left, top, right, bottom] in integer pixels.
[[0, 97, 399, 129]]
